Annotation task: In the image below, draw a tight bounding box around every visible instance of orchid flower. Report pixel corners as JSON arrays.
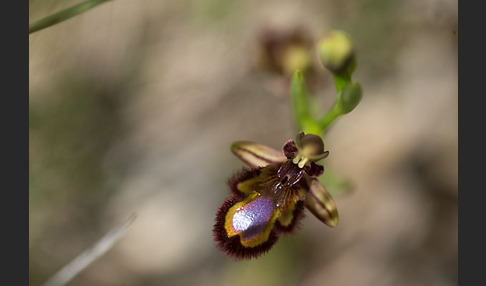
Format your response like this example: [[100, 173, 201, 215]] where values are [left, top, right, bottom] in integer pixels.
[[213, 132, 338, 259]]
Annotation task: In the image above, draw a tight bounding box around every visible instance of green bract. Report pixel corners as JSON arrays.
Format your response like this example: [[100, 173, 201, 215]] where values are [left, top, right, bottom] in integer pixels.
[[338, 82, 362, 114]]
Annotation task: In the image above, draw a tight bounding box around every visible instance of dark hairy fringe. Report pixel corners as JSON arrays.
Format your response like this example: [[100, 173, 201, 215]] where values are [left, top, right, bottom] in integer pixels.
[[213, 196, 279, 260], [275, 200, 306, 234], [227, 167, 262, 199]]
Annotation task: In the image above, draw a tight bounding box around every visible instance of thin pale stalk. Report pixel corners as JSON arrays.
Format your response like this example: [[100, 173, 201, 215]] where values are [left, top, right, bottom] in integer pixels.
[[42, 214, 136, 286]]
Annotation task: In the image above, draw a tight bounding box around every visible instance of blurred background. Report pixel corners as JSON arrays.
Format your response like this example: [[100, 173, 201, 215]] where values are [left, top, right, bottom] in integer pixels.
[[29, 0, 457, 285]]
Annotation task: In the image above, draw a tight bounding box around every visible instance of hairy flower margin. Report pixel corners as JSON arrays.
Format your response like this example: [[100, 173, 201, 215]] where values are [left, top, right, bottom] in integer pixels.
[[213, 132, 338, 259]]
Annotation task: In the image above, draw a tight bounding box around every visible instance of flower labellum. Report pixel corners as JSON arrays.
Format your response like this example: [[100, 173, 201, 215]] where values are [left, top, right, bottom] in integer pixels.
[[213, 132, 338, 259]]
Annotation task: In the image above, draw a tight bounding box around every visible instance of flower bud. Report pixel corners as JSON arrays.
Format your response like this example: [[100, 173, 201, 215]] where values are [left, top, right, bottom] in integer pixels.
[[338, 82, 362, 114], [256, 27, 313, 76], [317, 30, 355, 74], [282, 44, 312, 76]]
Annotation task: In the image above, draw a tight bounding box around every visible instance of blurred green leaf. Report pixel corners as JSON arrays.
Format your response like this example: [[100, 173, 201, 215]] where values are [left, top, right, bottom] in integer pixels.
[[29, 0, 111, 34], [290, 70, 321, 135]]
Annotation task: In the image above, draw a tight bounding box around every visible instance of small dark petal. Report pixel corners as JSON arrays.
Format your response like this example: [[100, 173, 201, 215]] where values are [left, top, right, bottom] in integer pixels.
[[305, 162, 324, 178], [213, 196, 279, 260], [282, 139, 298, 159], [276, 201, 306, 234], [227, 167, 261, 199]]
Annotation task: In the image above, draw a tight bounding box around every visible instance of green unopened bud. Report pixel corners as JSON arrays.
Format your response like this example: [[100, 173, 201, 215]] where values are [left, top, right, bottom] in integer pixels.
[[338, 82, 362, 114], [317, 30, 355, 74]]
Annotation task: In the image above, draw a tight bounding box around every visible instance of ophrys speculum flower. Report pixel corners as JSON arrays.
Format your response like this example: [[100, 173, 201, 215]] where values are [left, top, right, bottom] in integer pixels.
[[213, 132, 338, 259]]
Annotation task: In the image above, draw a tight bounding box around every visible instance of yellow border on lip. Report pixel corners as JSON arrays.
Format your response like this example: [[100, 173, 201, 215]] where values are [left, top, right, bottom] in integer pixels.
[[224, 194, 280, 248]]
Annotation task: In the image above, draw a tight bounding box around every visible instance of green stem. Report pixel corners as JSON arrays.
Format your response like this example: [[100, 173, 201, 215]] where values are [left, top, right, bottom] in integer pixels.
[[29, 0, 111, 34], [319, 70, 353, 132], [319, 102, 342, 131], [333, 73, 351, 94], [301, 120, 322, 137]]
